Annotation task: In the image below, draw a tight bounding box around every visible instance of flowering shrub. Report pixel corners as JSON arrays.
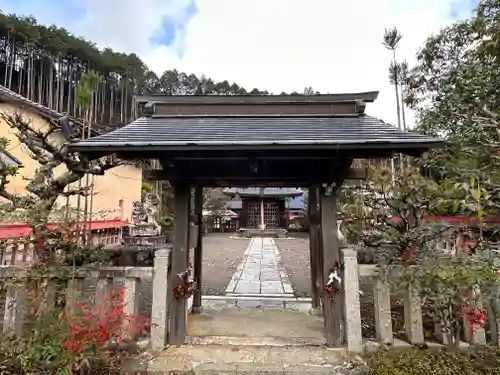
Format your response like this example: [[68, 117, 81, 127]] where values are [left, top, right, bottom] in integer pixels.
[[64, 286, 150, 357], [0, 283, 150, 375], [461, 290, 487, 338], [462, 306, 487, 338], [384, 246, 499, 350]]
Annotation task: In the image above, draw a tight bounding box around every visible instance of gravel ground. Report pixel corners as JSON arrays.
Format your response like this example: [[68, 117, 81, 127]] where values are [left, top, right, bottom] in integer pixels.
[[275, 235, 389, 339], [190, 233, 249, 295], [276, 235, 376, 297], [275, 235, 312, 298]]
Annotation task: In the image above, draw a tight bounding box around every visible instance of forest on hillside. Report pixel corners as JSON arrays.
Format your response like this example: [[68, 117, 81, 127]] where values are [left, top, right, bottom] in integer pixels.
[[0, 12, 270, 133]]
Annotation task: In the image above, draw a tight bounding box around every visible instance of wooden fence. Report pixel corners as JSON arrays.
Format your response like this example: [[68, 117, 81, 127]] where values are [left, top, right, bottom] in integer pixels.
[[0, 220, 126, 265]]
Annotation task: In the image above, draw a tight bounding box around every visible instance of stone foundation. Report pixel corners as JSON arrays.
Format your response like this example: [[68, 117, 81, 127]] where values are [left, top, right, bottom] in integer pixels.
[[238, 228, 288, 238]]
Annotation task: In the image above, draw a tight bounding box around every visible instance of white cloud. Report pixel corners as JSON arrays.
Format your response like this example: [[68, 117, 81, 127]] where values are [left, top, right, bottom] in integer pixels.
[[80, 0, 461, 128], [73, 0, 193, 55]]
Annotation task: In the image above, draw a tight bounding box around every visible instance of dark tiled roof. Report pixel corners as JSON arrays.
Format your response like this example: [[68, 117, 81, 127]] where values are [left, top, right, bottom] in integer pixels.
[[226, 200, 243, 210], [70, 115, 443, 152], [223, 188, 303, 197], [0, 85, 96, 135]]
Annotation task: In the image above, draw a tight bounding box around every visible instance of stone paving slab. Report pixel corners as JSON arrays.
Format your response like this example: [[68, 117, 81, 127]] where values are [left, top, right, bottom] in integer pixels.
[[225, 237, 295, 297]]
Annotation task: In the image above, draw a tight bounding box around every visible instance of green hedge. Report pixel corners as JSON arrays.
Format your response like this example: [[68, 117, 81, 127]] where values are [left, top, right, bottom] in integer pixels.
[[368, 347, 500, 375]]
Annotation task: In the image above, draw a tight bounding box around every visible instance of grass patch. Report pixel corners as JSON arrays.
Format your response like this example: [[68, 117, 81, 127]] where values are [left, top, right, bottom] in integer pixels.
[[368, 346, 500, 375]]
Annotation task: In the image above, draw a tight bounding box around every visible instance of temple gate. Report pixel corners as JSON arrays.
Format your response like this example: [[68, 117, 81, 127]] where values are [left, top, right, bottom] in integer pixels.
[[69, 92, 443, 348]]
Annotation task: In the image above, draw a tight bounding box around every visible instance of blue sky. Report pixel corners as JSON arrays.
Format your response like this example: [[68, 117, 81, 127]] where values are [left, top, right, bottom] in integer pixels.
[[449, 0, 477, 19], [0, 0, 476, 62], [0, 0, 198, 58], [0, 0, 87, 28], [149, 0, 198, 56], [0, 0, 479, 128]]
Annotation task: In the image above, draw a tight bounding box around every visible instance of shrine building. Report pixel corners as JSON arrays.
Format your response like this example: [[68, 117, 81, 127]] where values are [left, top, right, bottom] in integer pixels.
[[223, 187, 303, 229]]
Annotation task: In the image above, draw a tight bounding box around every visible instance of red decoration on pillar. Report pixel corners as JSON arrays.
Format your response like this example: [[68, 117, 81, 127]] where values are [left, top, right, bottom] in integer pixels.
[[323, 261, 342, 300], [172, 265, 197, 300]]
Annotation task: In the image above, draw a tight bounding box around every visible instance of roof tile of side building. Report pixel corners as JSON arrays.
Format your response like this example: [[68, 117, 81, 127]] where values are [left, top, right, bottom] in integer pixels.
[[0, 84, 144, 168], [0, 85, 100, 136], [0, 150, 22, 167]]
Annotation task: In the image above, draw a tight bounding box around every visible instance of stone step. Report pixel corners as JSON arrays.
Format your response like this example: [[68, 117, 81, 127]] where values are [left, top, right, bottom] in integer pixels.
[[192, 362, 366, 374], [203, 295, 303, 302], [187, 335, 326, 346], [146, 344, 366, 375], [225, 293, 296, 299]]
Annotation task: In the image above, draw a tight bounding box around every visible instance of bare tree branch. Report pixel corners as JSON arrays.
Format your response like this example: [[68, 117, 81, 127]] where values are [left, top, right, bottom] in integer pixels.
[[0, 112, 121, 211]]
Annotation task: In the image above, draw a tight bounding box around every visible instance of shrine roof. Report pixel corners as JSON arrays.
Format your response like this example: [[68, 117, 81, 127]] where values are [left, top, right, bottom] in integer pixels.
[[69, 115, 442, 155], [223, 188, 303, 197], [132, 91, 379, 104]]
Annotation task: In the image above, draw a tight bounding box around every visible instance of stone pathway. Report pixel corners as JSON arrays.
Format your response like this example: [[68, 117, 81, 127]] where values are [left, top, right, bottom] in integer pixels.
[[225, 237, 294, 296]]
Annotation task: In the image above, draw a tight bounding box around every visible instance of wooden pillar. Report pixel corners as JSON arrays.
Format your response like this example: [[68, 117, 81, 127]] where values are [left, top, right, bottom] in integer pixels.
[[187, 188, 194, 265], [192, 186, 204, 314], [316, 188, 324, 310], [168, 182, 191, 345], [308, 185, 320, 310], [320, 186, 344, 347]]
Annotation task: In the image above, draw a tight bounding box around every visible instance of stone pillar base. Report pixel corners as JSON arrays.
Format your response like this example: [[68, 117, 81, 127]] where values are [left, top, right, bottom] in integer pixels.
[[191, 305, 203, 314], [309, 307, 322, 316]]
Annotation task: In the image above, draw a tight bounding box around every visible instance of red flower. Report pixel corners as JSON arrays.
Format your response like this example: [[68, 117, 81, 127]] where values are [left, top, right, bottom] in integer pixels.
[[63, 286, 150, 355], [461, 306, 487, 338]]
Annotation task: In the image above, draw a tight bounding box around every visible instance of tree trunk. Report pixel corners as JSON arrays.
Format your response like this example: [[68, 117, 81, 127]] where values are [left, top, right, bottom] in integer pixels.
[[55, 56, 61, 111], [124, 78, 129, 123], [73, 84, 77, 116], [26, 47, 31, 101], [38, 56, 44, 104], [32, 197, 59, 263], [75, 108, 88, 235], [4, 31, 9, 87], [110, 85, 114, 125], [48, 59, 54, 109], [87, 174, 95, 246], [82, 93, 95, 243], [19, 51, 24, 96], [400, 84, 407, 132], [67, 62, 73, 113], [7, 35, 15, 90], [120, 77, 124, 124], [392, 50, 403, 174]]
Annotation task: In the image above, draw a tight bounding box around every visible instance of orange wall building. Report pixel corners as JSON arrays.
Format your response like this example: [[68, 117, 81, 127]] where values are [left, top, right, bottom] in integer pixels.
[[0, 87, 142, 224]]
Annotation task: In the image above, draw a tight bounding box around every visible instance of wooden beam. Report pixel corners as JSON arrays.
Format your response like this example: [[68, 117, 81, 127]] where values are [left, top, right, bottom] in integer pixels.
[[320, 188, 344, 348], [168, 182, 190, 345], [143, 167, 366, 182], [192, 186, 203, 314]]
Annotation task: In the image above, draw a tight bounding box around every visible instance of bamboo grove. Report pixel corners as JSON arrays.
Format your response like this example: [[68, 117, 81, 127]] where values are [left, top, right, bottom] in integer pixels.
[[0, 12, 270, 134]]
